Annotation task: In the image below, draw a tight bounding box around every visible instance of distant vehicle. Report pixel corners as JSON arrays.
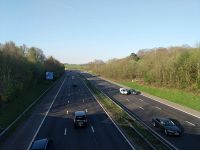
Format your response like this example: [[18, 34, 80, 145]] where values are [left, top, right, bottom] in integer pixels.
[[129, 89, 140, 95], [119, 88, 130, 95], [30, 138, 53, 150], [74, 111, 87, 128], [152, 117, 184, 136]]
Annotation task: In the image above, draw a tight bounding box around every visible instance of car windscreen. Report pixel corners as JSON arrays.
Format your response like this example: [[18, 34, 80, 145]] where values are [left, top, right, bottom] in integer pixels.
[[164, 120, 175, 126]]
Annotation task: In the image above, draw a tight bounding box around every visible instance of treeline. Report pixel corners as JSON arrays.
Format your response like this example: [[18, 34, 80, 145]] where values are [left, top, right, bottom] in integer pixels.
[[85, 46, 200, 92], [0, 41, 64, 103]]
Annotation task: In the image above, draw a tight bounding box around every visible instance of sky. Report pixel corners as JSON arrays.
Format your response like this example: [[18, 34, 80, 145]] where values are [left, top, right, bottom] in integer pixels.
[[0, 0, 200, 64]]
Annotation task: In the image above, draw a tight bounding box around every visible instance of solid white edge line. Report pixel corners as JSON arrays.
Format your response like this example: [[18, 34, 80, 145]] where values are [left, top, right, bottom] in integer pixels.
[[26, 78, 66, 150], [67, 110, 68, 115], [91, 126, 95, 133], [0, 77, 60, 137], [185, 121, 195, 126], [81, 78, 135, 150]]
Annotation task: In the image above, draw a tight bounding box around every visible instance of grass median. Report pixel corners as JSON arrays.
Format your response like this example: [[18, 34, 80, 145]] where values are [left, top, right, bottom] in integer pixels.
[[82, 77, 171, 150], [120, 81, 200, 112]]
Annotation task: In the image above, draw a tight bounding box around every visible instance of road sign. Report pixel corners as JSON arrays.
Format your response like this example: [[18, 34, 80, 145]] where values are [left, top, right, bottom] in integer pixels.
[[46, 72, 54, 80]]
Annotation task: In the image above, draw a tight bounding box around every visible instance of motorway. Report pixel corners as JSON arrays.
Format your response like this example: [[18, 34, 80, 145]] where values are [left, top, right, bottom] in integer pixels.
[[82, 72, 200, 150], [0, 71, 133, 150]]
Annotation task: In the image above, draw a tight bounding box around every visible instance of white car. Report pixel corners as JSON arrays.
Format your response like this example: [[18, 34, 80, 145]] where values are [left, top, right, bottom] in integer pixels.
[[119, 88, 130, 95]]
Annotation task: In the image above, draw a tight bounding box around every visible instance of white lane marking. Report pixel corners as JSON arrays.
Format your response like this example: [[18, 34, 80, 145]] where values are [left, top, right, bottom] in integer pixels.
[[126, 98, 130, 102], [66, 110, 68, 115], [155, 106, 161, 110], [85, 109, 87, 113], [139, 99, 143, 102], [185, 121, 196, 126], [83, 99, 85, 103], [27, 78, 66, 150], [139, 107, 144, 110], [64, 128, 67, 135], [67, 100, 70, 104], [91, 126, 95, 133]]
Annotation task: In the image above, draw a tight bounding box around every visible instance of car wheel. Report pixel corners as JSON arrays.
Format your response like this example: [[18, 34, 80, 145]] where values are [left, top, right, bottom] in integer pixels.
[[152, 121, 156, 127], [164, 129, 168, 135]]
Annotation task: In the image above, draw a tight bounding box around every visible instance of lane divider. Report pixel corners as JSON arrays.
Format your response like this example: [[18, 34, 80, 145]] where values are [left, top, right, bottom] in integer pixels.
[[91, 126, 95, 133], [139, 107, 144, 110], [185, 121, 195, 126], [155, 106, 162, 110], [64, 128, 67, 135], [139, 99, 143, 102]]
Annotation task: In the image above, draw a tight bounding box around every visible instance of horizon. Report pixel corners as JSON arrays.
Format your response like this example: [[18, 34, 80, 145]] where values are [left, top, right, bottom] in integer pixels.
[[1, 0, 200, 64]]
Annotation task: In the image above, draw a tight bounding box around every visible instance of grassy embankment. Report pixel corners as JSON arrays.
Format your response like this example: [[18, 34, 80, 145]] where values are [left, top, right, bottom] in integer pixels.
[[0, 80, 55, 137], [120, 81, 200, 112], [82, 77, 171, 150]]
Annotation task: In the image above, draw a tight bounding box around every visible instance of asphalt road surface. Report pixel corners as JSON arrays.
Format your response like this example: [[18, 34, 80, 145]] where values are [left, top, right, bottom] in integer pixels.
[[82, 72, 200, 150], [0, 71, 133, 150]]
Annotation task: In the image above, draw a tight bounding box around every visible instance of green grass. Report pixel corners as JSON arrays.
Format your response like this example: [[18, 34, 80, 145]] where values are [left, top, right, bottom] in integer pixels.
[[0, 81, 54, 132], [82, 77, 170, 150], [120, 81, 200, 112]]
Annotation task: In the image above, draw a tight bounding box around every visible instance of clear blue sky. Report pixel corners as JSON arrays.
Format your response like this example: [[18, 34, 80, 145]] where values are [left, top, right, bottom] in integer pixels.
[[0, 0, 200, 64]]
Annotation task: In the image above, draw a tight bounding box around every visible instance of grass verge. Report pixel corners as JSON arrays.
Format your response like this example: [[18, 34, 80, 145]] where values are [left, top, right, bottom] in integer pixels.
[[0, 80, 55, 137], [120, 81, 200, 112], [82, 76, 171, 150]]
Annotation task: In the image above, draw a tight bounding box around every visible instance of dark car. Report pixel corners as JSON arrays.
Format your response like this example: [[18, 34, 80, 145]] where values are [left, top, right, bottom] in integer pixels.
[[74, 111, 87, 128], [152, 117, 184, 136], [129, 89, 140, 95], [30, 138, 53, 150]]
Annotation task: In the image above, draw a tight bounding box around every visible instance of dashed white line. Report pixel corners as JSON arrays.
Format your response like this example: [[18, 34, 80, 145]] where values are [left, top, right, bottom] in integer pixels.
[[91, 126, 95, 133], [67, 100, 70, 104], [139, 107, 144, 110], [64, 128, 67, 135], [66, 110, 68, 115], [83, 99, 85, 103], [85, 109, 88, 113], [155, 106, 161, 110], [139, 99, 143, 102], [185, 121, 195, 126]]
